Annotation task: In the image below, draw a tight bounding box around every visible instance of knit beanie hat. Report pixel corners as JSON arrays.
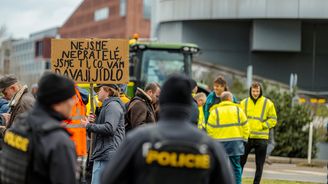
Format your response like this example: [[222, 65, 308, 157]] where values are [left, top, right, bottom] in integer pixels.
[[159, 74, 192, 106], [37, 73, 76, 106]]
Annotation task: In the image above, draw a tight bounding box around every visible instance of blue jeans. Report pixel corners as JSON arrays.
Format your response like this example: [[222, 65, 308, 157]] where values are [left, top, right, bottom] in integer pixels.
[[91, 160, 108, 184], [229, 156, 242, 184]]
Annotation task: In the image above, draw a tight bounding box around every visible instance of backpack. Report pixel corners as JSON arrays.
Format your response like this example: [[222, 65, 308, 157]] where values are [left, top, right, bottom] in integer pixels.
[[124, 97, 145, 133], [0, 113, 65, 184]]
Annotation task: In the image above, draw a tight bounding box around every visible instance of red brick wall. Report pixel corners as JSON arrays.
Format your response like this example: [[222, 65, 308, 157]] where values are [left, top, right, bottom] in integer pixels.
[[59, 0, 150, 39]]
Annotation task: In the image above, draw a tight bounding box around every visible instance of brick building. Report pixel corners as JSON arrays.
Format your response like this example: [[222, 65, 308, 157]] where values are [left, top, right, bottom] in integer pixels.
[[60, 0, 151, 39]]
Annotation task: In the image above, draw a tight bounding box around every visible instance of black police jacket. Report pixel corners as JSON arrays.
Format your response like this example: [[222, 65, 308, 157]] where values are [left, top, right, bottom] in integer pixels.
[[2, 104, 77, 184], [101, 105, 235, 184]]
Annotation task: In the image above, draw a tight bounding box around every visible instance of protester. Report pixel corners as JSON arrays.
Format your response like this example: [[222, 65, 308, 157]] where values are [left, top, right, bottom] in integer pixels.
[[0, 74, 35, 137], [81, 84, 125, 184], [240, 82, 277, 184], [204, 75, 237, 122], [125, 83, 160, 131], [194, 92, 207, 129]]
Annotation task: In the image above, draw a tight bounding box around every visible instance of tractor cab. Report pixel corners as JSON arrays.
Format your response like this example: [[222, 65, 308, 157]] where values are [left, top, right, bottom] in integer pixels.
[[128, 40, 199, 97]]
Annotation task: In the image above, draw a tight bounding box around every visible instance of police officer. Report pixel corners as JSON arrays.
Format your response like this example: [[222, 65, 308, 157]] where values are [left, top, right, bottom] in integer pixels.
[[0, 73, 77, 184], [101, 74, 235, 184]]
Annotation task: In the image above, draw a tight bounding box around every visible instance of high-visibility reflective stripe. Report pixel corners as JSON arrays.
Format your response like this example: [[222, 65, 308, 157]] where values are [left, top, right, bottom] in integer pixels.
[[260, 98, 268, 120], [245, 98, 249, 116], [66, 124, 85, 128], [245, 98, 270, 122], [202, 119, 206, 130], [247, 116, 263, 121], [236, 106, 240, 124], [265, 121, 270, 129], [208, 107, 243, 128], [267, 116, 277, 120], [213, 137, 245, 142], [240, 120, 247, 126], [250, 131, 268, 135], [71, 116, 85, 120], [248, 116, 276, 122], [207, 122, 246, 128], [215, 108, 220, 126]]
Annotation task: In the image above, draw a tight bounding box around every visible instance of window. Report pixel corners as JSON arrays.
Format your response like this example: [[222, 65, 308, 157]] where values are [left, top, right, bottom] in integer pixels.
[[129, 52, 139, 79], [94, 7, 109, 21], [120, 0, 126, 17], [143, 0, 151, 19], [141, 50, 188, 85], [35, 41, 43, 57]]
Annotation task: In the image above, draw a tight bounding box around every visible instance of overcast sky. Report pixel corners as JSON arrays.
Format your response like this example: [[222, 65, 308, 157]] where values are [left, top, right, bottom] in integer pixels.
[[0, 0, 82, 39]]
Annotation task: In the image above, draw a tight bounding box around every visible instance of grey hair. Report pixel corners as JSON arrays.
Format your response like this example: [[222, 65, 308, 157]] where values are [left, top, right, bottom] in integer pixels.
[[220, 91, 233, 102]]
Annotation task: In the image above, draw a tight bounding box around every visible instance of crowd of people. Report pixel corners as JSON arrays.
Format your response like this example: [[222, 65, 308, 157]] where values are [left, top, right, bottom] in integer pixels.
[[0, 72, 277, 184]]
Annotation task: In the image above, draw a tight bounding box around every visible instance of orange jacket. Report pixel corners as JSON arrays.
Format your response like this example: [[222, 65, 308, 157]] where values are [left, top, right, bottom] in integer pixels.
[[64, 86, 87, 157]]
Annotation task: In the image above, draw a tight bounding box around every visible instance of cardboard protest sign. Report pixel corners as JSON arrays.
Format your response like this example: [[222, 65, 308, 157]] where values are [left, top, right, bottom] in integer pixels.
[[51, 38, 129, 84]]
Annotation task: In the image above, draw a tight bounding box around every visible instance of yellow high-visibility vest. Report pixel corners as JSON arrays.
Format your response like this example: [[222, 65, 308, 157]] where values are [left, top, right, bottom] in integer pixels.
[[206, 101, 249, 141], [120, 93, 130, 104], [197, 106, 205, 130], [240, 96, 277, 140]]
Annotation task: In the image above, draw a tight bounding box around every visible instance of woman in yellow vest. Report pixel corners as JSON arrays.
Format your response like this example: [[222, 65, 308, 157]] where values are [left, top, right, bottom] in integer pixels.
[[194, 92, 207, 130], [206, 91, 249, 184], [240, 82, 277, 184]]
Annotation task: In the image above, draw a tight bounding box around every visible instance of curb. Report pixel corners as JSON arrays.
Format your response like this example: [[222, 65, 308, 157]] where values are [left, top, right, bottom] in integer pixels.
[[247, 154, 328, 166]]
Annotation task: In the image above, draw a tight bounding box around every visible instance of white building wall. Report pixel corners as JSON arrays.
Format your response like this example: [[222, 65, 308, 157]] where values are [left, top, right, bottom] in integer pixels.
[[156, 0, 328, 23]]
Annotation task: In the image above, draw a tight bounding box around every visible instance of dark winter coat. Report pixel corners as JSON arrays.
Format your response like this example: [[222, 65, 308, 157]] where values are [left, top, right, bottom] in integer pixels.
[[86, 97, 125, 161], [1, 103, 77, 184], [125, 88, 156, 131]]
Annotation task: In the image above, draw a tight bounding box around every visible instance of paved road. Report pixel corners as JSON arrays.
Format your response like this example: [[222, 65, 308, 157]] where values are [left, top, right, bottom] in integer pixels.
[[243, 162, 327, 183]]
